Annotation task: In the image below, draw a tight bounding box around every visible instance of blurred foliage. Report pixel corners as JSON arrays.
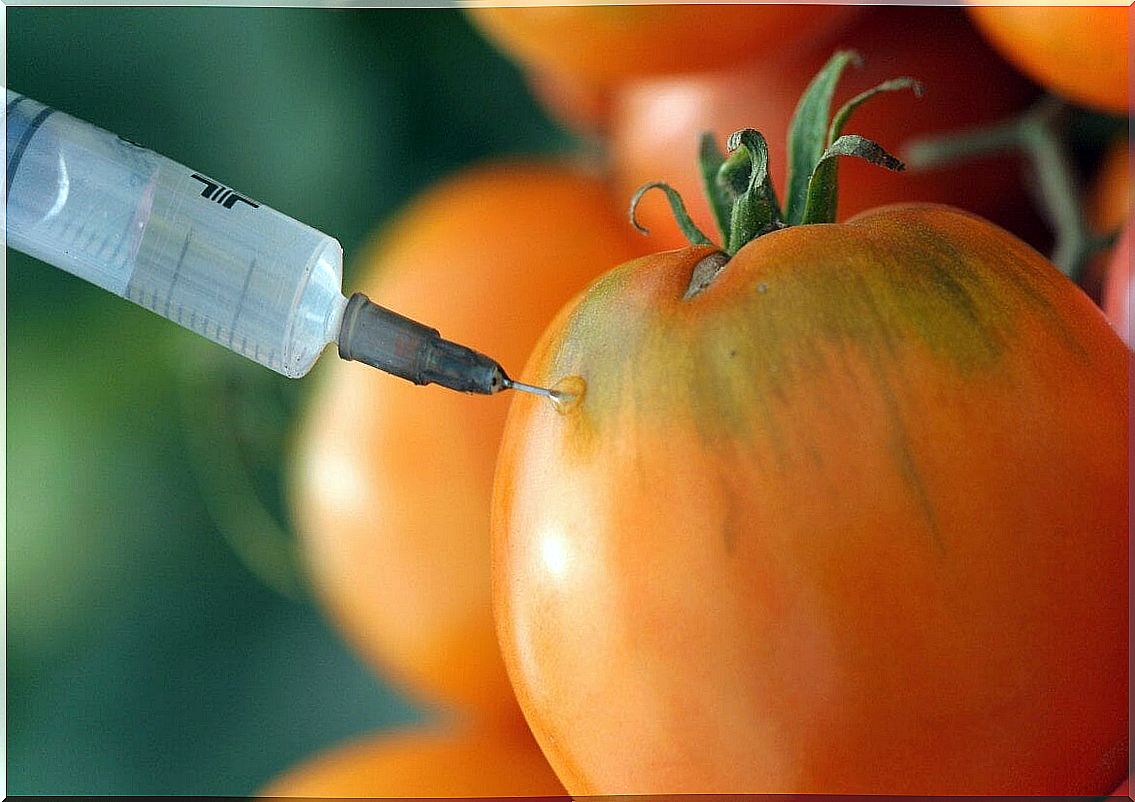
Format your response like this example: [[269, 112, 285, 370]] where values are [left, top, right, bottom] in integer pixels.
[[7, 6, 570, 795]]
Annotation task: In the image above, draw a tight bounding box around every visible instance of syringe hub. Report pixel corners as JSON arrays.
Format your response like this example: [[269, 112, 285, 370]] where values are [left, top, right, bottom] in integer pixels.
[[337, 292, 509, 395]]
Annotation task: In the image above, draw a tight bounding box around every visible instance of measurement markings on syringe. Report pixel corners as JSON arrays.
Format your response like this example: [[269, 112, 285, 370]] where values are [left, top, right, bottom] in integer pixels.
[[190, 173, 260, 211], [162, 229, 193, 319], [227, 257, 259, 351]]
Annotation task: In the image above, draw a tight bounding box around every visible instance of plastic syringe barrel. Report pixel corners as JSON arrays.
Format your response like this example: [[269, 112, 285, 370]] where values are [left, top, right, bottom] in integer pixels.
[[5, 90, 347, 378]]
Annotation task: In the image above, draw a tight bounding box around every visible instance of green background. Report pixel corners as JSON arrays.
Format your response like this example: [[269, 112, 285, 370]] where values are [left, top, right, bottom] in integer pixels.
[[7, 7, 570, 794]]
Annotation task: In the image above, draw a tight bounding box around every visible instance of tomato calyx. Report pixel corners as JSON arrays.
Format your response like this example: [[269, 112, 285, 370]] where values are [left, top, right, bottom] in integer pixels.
[[629, 50, 921, 272]]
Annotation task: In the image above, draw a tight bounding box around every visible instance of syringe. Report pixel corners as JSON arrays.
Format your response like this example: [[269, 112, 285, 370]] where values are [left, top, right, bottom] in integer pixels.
[[4, 89, 556, 399]]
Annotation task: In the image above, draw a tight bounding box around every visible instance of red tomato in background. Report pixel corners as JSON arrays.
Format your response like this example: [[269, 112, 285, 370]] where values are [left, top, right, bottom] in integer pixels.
[[1088, 140, 1132, 343], [612, 7, 1040, 252], [492, 206, 1129, 794], [1103, 222, 1131, 346], [467, 4, 858, 90], [1090, 140, 1132, 239], [966, 5, 1129, 116]]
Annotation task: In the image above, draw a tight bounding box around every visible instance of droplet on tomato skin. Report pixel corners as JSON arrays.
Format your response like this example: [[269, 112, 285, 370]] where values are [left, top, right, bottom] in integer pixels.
[[549, 375, 586, 415]]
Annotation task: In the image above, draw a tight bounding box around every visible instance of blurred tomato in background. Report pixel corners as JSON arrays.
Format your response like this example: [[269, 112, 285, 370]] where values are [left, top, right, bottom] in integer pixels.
[[468, 4, 859, 139], [1091, 139, 1133, 239], [1088, 139, 1132, 342], [259, 724, 564, 798], [966, 5, 1129, 117], [468, 4, 859, 89], [289, 161, 646, 726]]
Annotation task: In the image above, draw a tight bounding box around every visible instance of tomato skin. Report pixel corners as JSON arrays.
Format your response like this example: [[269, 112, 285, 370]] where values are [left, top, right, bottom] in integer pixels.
[[492, 205, 1128, 794], [966, 5, 1129, 116], [467, 4, 857, 89], [612, 7, 1039, 252], [290, 162, 645, 722], [258, 725, 564, 797]]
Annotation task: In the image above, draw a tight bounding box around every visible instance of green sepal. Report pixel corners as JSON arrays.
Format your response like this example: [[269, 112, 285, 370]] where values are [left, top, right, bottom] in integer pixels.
[[626, 49, 921, 258], [829, 77, 924, 146], [629, 181, 714, 247], [698, 132, 733, 245], [801, 134, 905, 225], [718, 128, 783, 254], [784, 50, 861, 226]]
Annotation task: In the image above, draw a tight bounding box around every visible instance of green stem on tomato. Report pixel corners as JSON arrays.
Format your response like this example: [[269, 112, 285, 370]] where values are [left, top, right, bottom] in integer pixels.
[[718, 128, 784, 254], [904, 96, 1114, 283], [628, 50, 917, 260], [629, 181, 714, 246], [698, 132, 734, 245]]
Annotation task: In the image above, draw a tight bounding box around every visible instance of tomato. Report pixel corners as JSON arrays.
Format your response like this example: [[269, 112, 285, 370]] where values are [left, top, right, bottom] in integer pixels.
[[1103, 221, 1132, 345], [467, 4, 858, 89], [966, 5, 1129, 116], [258, 725, 564, 797], [1090, 140, 1132, 238], [492, 204, 1128, 794], [611, 7, 1039, 252], [1086, 140, 1132, 339], [290, 163, 646, 722], [526, 69, 611, 137]]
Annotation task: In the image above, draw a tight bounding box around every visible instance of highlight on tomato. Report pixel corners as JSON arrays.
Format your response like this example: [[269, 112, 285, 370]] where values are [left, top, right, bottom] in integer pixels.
[[257, 724, 564, 798], [965, 4, 1130, 116], [491, 52, 1129, 796], [611, 6, 1039, 252], [289, 162, 647, 723]]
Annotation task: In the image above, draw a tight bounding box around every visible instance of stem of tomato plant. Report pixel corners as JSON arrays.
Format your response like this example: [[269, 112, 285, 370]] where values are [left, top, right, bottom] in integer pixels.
[[904, 96, 1111, 284]]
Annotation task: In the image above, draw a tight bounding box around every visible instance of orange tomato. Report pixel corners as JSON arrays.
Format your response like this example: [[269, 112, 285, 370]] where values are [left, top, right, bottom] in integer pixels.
[[289, 162, 645, 723], [492, 205, 1128, 794], [612, 7, 1039, 251], [467, 4, 858, 89], [258, 725, 565, 798], [526, 69, 612, 137], [966, 5, 1129, 116]]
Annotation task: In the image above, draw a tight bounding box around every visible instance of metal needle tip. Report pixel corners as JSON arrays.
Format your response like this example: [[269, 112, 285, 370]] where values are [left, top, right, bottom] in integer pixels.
[[504, 378, 557, 398]]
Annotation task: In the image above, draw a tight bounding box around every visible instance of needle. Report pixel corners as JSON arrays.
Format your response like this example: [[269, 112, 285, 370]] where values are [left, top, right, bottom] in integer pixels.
[[503, 377, 557, 399]]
